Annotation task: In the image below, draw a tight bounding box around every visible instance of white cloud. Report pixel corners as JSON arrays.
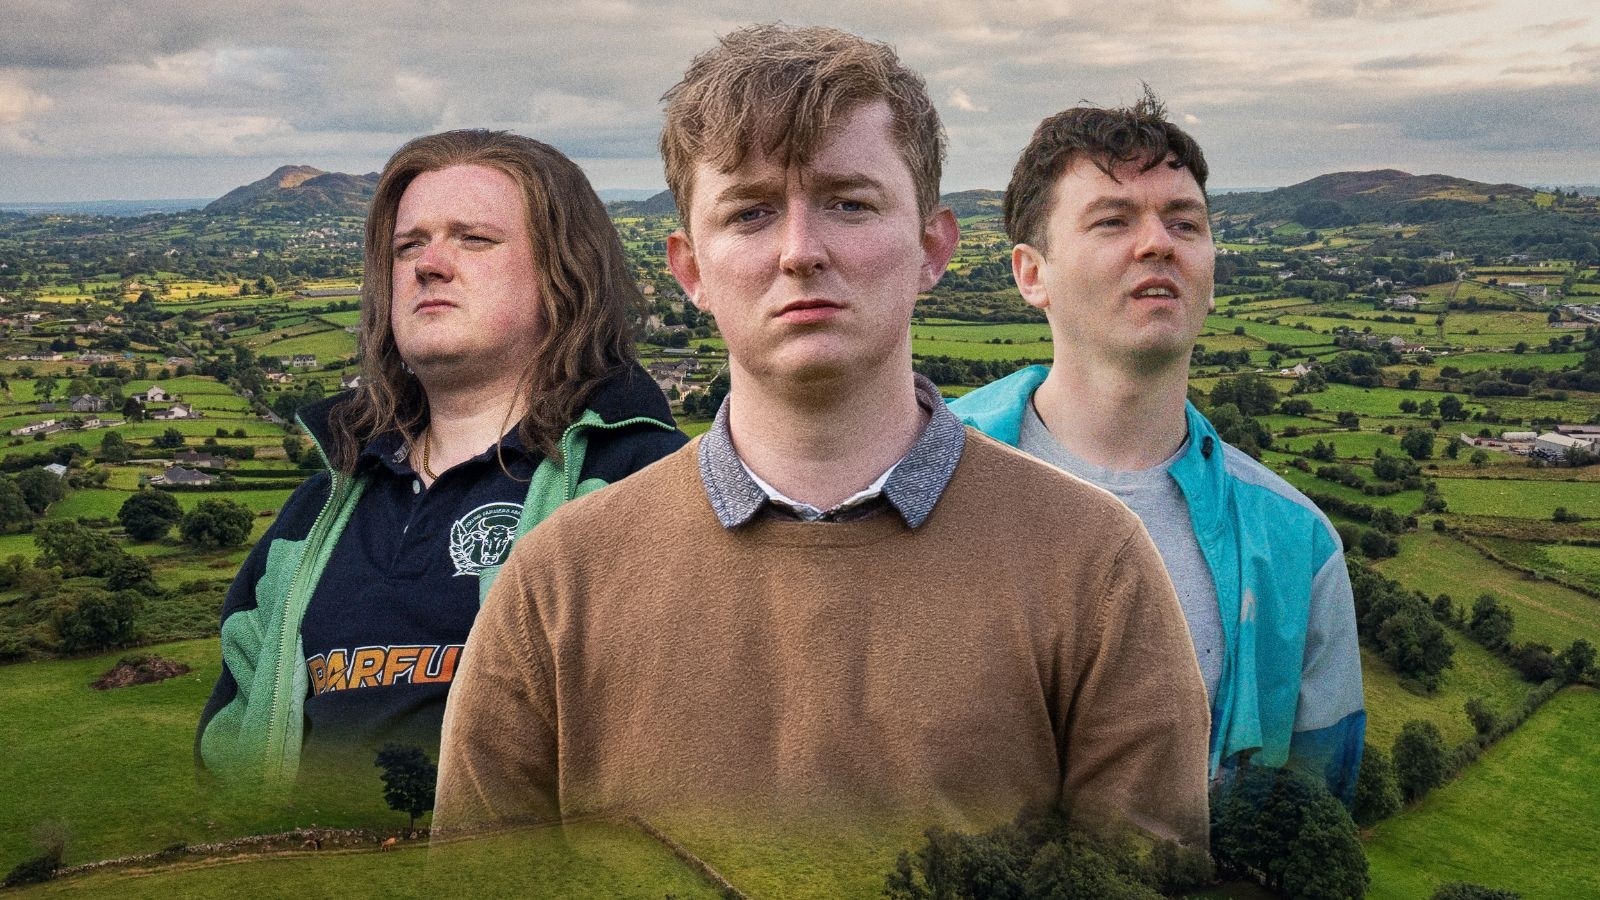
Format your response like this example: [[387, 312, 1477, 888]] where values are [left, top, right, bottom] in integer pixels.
[[0, 83, 51, 125], [0, 0, 1597, 198], [948, 88, 986, 113]]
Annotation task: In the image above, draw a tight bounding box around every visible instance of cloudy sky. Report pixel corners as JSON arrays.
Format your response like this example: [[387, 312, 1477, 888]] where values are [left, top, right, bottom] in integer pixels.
[[3, 0, 1597, 201]]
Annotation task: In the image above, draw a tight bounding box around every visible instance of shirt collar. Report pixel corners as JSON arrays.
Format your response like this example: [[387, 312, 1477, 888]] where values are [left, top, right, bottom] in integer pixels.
[[698, 374, 965, 529]]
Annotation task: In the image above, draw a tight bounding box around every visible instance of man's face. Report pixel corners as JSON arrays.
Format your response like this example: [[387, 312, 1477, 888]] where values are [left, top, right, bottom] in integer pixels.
[[389, 163, 543, 378], [1016, 157, 1214, 368], [667, 101, 957, 386]]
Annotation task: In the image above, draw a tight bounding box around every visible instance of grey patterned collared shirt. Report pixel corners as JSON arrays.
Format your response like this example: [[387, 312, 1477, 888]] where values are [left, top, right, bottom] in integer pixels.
[[698, 374, 966, 529]]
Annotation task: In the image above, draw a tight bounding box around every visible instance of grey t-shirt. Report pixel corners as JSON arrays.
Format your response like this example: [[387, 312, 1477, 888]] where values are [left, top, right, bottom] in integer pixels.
[[1019, 403, 1224, 700]]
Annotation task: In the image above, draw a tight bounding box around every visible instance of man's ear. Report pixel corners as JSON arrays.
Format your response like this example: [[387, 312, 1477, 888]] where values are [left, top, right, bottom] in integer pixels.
[[666, 230, 707, 311], [918, 206, 960, 293], [1013, 243, 1050, 311]]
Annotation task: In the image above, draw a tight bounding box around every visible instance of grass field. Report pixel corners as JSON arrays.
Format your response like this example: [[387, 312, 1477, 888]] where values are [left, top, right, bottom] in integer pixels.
[[1375, 531, 1600, 651], [1428, 350, 1587, 373], [1276, 430, 1407, 459], [1435, 476, 1600, 519], [14, 820, 721, 898], [1364, 687, 1600, 900], [1360, 636, 1532, 751]]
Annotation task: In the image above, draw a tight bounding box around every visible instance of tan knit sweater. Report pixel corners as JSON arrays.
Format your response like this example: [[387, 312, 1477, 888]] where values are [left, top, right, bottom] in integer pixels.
[[435, 431, 1210, 846]]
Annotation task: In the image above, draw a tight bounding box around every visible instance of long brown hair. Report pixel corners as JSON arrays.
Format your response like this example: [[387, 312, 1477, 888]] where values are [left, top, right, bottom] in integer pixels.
[[326, 129, 640, 471]]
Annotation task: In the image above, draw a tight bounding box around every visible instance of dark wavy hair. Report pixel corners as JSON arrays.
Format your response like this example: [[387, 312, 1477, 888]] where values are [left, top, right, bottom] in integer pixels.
[[325, 129, 640, 471], [1005, 86, 1209, 253]]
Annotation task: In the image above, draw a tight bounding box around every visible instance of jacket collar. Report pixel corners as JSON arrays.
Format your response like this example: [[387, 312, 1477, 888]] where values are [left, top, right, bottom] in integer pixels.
[[295, 360, 677, 471]]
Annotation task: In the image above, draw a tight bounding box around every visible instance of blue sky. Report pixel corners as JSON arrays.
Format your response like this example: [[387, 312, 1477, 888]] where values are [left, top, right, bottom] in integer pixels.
[[2, 0, 1597, 200]]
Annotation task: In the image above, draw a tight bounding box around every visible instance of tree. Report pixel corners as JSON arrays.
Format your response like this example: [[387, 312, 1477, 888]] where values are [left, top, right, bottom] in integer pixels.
[[1392, 719, 1447, 802], [374, 743, 437, 832], [0, 478, 32, 530], [1468, 593, 1515, 651], [33, 520, 121, 577], [1464, 696, 1497, 739], [180, 499, 255, 549], [1558, 638, 1596, 683], [1352, 742, 1402, 827], [1211, 765, 1368, 899], [153, 428, 186, 449], [122, 397, 144, 422], [99, 430, 129, 463], [118, 490, 184, 541], [1470, 449, 1490, 469], [51, 589, 142, 653], [1400, 428, 1434, 461], [14, 468, 67, 515], [1438, 394, 1465, 421], [282, 434, 305, 464], [1210, 373, 1280, 417]]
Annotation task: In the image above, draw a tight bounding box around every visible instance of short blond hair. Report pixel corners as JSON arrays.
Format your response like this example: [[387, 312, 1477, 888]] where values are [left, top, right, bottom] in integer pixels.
[[660, 24, 945, 229]]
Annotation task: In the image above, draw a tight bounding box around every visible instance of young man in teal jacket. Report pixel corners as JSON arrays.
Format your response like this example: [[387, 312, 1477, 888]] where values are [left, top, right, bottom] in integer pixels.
[[949, 91, 1365, 804]]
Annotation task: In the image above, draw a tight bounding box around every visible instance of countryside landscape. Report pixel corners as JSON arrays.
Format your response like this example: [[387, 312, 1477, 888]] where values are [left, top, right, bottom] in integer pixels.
[[0, 164, 1598, 898]]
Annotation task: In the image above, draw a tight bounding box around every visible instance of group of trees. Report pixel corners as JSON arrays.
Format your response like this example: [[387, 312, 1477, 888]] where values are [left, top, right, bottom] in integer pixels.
[[884, 806, 1209, 900], [1210, 765, 1368, 899], [1349, 562, 1455, 690], [119, 491, 253, 548]]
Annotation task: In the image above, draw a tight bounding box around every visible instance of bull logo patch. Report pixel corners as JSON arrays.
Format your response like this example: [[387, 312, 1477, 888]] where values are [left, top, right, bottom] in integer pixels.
[[449, 501, 522, 576]]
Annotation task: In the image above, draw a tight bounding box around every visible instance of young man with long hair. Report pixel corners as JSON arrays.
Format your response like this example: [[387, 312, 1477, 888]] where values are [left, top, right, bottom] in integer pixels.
[[196, 130, 685, 788]]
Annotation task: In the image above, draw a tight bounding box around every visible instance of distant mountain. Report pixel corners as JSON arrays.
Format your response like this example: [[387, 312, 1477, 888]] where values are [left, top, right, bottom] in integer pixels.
[[0, 198, 212, 217], [1210, 169, 1537, 227], [608, 189, 678, 217], [942, 189, 1003, 219], [204, 166, 378, 218]]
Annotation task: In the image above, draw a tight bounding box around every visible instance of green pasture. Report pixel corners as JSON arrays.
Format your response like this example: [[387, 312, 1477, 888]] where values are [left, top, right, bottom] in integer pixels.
[[1274, 315, 1424, 338], [1210, 317, 1336, 348], [1192, 331, 1263, 352], [256, 330, 355, 362], [1300, 383, 1479, 419], [1443, 310, 1560, 341], [1529, 543, 1600, 591], [910, 337, 1053, 362], [1276, 430, 1406, 459], [1474, 393, 1600, 424], [1375, 531, 1600, 651], [1427, 350, 1586, 372], [1265, 456, 1425, 516], [1435, 476, 1600, 520], [317, 310, 362, 328], [17, 821, 721, 899], [1364, 687, 1600, 900], [1360, 636, 1532, 751], [909, 322, 1051, 343], [660, 813, 929, 900]]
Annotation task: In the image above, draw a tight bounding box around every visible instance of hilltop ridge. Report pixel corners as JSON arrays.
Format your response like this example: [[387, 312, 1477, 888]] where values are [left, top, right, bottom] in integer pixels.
[[204, 166, 378, 218]]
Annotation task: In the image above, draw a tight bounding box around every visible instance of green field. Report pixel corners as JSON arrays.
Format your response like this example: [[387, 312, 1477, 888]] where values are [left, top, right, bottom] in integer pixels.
[[14, 820, 721, 899], [1276, 430, 1407, 459], [1435, 476, 1600, 520], [257, 329, 356, 362], [1375, 531, 1600, 651], [1364, 687, 1600, 900], [1360, 638, 1532, 751], [1430, 350, 1587, 373]]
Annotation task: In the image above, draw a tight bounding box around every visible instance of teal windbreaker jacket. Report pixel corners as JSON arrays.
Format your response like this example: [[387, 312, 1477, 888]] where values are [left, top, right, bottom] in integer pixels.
[[950, 365, 1365, 804]]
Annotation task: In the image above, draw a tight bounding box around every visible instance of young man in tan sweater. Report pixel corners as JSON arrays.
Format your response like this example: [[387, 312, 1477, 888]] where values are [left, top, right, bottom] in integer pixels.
[[435, 25, 1211, 851]]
